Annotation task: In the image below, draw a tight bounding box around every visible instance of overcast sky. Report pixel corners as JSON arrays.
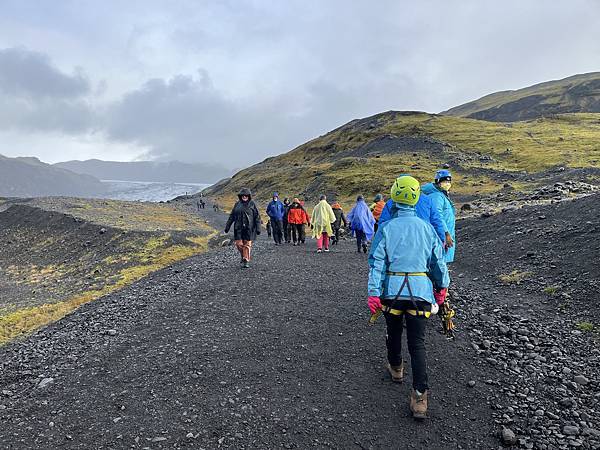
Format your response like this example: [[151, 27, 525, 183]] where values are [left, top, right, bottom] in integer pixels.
[[0, 0, 599, 168]]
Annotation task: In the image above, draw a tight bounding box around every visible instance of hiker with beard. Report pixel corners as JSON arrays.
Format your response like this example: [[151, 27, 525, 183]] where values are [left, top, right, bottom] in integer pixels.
[[282, 198, 292, 243], [368, 175, 449, 419], [330, 201, 348, 245], [347, 195, 375, 253], [311, 195, 336, 253], [421, 169, 456, 263], [287, 198, 311, 246], [266, 192, 285, 245], [224, 188, 261, 269]]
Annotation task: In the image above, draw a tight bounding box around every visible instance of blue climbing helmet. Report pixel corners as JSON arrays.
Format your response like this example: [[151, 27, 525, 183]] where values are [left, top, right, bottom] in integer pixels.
[[435, 169, 452, 183]]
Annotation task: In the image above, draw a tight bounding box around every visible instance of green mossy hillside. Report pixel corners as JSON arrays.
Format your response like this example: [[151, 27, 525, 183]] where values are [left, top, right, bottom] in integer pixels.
[[443, 72, 600, 121], [206, 111, 600, 204]]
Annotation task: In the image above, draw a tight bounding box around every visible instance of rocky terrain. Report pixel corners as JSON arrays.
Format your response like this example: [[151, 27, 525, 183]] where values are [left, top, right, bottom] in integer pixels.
[[452, 192, 600, 449], [0, 191, 597, 448], [0, 197, 214, 344]]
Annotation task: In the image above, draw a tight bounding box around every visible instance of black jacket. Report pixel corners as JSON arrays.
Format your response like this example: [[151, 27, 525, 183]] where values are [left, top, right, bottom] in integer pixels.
[[332, 207, 348, 229], [225, 199, 261, 241]]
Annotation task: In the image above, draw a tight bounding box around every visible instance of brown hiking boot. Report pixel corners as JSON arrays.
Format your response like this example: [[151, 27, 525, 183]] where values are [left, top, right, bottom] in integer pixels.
[[387, 361, 404, 383], [409, 389, 428, 420]]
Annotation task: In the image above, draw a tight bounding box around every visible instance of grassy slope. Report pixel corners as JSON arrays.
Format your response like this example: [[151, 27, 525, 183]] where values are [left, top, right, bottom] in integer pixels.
[[206, 111, 600, 205], [0, 199, 216, 344], [443, 72, 600, 120]]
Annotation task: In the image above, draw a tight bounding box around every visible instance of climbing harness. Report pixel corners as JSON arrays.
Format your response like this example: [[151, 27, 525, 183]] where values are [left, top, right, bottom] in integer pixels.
[[368, 272, 432, 325]]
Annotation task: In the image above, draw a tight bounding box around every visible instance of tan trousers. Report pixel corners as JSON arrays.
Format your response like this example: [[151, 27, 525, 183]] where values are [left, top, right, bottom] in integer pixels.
[[234, 240, 253, 261]]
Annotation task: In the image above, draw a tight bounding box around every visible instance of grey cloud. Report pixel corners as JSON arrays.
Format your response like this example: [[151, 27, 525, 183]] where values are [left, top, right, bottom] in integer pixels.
[[0, 47, 95, 134], [0, 47, 90, 98], [1, 1, 599, 167]]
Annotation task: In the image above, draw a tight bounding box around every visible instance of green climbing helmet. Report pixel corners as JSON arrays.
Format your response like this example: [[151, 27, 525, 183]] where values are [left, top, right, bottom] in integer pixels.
[[390, 175, 420, 206]]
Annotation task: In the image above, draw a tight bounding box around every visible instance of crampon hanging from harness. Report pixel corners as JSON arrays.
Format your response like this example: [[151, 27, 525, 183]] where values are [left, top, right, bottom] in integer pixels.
[[368, 272, 435, 326], [434, 288, 455, 340]]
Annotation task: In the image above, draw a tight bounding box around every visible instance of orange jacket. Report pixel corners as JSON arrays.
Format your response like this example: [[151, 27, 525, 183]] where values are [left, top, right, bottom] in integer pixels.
[[371, 200, 386, 222], [287, 205, 310, 225]]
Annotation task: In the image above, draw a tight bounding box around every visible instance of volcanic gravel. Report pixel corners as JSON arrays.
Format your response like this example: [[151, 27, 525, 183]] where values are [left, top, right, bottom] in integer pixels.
[[453, 193, 600, 449], [2, 193, 598, 449], [1, 234, 498, 449]]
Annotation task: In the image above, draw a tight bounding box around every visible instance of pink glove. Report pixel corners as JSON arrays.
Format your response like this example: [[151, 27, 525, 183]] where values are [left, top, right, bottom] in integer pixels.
[[368, 296, 382, 314], [434, 288, 448, 306]]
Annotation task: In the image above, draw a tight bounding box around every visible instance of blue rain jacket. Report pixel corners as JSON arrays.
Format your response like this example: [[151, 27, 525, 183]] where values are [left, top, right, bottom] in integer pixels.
[[421, 183, 456, 262], [266, 199, 285, 220], [368, 205, 450, 304], [378, 196, 445, 244], [346, 199, 376, 241]]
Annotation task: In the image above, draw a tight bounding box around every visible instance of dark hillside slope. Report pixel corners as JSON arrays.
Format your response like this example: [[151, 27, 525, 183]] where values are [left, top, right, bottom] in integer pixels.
[[0, 155, 104, 197], [443, 72, 600, 121]]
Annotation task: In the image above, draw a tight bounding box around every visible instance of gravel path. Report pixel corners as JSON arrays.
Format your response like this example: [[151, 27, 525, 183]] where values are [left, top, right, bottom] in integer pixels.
[[0, 234, 499, 449]]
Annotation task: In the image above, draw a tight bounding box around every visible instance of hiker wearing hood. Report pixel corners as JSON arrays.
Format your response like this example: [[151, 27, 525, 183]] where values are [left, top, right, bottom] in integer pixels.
[[368, 175, 450, 420], [311, 195, 336, 253], [370, 194, 386, 231], [282, 197, 292, 243], [266, 192, 285, 245], [225, 188, 261, 268], [421, 169, 456, 263], [347, 195, 376, 253], [330, 201, 348, 245], [287, 198, 311, 246]]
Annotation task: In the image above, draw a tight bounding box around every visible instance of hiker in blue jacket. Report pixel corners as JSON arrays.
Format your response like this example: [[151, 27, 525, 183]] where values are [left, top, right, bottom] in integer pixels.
[[266, 192, 285, 245], [379, 180, 446, 244], [421, 169, 456, 263], [367, 175, 449, 420]]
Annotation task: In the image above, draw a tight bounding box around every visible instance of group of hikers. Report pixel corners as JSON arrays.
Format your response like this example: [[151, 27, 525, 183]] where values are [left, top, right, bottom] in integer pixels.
[[224, 169, 456, 418]]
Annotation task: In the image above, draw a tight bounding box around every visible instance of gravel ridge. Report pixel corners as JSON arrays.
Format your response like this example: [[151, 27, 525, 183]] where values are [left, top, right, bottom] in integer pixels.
[[1, 234, 499, 449]]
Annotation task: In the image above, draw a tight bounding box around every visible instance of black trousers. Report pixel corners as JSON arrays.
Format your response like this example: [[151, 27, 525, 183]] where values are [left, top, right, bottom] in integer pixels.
[[271, 219, 283, 244], [384, 305, 429, 392], [283, 220, 291, 242], [355, 229, 367, 251], [291, 223, 305, 243]]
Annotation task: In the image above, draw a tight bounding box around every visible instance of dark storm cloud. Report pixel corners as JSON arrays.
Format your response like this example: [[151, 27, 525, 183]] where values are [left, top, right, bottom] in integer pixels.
[[0, 47, 90, 98], [0, 47, 95, 133], [0, 1, 599, 166]]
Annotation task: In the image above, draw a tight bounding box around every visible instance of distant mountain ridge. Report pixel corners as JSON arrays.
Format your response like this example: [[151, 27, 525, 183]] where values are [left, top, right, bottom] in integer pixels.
[[55, 160, 232, 183], [0, 154, 105, 198], [443, 72, 600, 121]]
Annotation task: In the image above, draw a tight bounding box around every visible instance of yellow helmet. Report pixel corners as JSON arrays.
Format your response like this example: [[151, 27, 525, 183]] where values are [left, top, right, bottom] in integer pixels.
[[390, 175, 420, 206]]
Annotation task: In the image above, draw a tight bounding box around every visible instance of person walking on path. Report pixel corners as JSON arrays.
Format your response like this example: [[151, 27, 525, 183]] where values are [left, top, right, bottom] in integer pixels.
[[282, 198, 292, 243], [287, 198, 311, 246], [330, 201, 348, 245], [378, 175, 446, 244], [266, 192, 285, 245], [311, 195, 336, 253], [370, 193, 386, 232], [367, 175, 449, 419], [347, 195, 375, 253], [266, 219, 272, 238], [224, 188, 261, 269], [421, 169, 456, 263]]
